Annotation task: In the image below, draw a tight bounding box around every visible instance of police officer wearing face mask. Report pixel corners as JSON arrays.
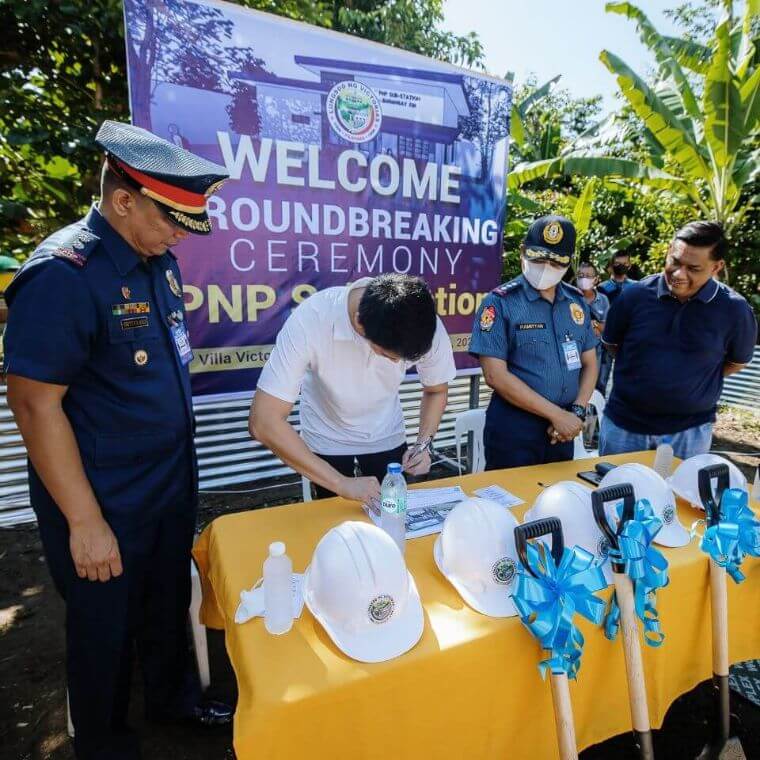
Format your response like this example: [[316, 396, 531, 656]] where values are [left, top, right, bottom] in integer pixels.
[[469, 216, 599, 469], [599, 252, 637, 305]]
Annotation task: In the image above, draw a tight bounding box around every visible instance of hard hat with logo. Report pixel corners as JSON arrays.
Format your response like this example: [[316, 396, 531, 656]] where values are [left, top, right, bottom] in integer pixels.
[[599, 463, 690, 547], [668, 454, 748, 509], [523, 481, 612, 584], [302, 521, 423, 663], [433, 498, 520, 617]]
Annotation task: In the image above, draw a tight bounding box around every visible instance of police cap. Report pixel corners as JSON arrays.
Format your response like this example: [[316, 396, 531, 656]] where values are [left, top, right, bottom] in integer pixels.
[[95, 120, 229, 235], [523, 215, 576, 266]]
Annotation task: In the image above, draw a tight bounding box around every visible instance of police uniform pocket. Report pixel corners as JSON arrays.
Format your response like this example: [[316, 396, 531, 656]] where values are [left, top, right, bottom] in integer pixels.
[[94, 430, 179, 467], [515, 333, 550, 356]]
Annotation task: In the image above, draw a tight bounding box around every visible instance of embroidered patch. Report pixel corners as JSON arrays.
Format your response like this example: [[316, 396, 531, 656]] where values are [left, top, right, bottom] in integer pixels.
[[112, 302, 150, 316], [52, 248, 86, 266], [166, 269, 182, 298], [543, 221, 564, 245], [570, 303, 585, 325], [517, 322, 546, 330], [121, 317, 149, 331], [480, 305, 496, 332]]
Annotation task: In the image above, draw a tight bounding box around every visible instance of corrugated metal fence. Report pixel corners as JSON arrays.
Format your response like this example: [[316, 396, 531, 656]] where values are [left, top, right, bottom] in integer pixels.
[[1, 345, 758, 524]]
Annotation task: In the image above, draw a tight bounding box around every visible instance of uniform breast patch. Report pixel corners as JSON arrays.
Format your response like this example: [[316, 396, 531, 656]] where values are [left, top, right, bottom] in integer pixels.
[[480, 305, 496, 331], [121, 317, 149, 331], [569, 303, 585, 325], [517, 322, 546, 330]]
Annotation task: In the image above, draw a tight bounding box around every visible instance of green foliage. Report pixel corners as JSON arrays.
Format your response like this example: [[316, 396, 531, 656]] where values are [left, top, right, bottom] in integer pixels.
[[510, 1, 760, 235], [0, 0, 484, 258]]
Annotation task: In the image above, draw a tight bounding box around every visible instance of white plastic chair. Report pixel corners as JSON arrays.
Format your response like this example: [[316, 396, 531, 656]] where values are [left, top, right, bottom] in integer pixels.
[[301, 476, 313, 502], [454, 408, 486, 474], [189, 560, 210, 690], [573, 390, 606, 460], [67, 559, 210, 738]]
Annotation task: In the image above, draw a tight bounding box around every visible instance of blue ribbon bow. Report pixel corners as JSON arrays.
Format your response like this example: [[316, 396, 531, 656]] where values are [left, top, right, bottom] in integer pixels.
[[511, 541, 608, 680], [604, 498, 669, 647], [699, 488, 760, 583]]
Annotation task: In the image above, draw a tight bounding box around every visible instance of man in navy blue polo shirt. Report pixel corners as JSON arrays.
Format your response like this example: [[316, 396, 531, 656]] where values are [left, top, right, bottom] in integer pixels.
[[470, 216, 598, 469], [600, 221, 757, 459]]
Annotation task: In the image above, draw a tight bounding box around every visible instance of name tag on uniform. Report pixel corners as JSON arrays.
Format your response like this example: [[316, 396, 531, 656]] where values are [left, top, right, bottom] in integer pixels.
[[170, 322, 193, 366], [562, 340, 582, 370], [517, 322, 546, 330]]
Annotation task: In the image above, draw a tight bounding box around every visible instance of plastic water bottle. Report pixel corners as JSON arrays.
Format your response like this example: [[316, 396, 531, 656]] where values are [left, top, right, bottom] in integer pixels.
[[263, 541, 293, 635], [752, 465, 760, 502], [380, 462, 407, 555], [653, 436, 674, 479]]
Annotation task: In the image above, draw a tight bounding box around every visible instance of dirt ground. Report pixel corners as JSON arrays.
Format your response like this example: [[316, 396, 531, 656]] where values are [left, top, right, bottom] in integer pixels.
[[1, 407, 758, 760]]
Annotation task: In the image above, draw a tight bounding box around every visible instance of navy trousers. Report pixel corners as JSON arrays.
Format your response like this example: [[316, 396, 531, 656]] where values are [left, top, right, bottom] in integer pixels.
[[484, 400, 575, 470], [30, 466, 201, 760]]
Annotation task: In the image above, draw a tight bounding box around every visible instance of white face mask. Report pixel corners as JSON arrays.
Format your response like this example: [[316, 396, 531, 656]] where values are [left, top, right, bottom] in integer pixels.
[[577, 277, 595, 291], [522, 258, 568, 290]]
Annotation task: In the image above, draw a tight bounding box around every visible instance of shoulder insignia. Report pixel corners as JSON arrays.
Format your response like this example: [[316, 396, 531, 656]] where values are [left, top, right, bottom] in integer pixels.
[[5, 220, 99, 306], [491, 280, 520, 297], [50, 226, 99, 267]]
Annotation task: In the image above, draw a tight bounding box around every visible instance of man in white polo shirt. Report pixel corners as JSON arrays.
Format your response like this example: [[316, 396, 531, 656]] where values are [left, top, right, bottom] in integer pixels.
[[250, 274, 456, 502]]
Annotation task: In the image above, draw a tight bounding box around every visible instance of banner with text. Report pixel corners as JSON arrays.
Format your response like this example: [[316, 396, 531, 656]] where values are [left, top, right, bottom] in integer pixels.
[[124, 0, 511, 397]]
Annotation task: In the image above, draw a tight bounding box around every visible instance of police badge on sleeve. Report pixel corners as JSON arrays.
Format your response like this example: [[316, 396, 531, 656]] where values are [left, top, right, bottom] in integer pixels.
[[480, 305, 496, 332]]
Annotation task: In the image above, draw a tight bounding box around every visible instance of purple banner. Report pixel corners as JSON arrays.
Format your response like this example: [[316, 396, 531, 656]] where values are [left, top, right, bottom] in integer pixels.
[[124, 0, 511, 398]]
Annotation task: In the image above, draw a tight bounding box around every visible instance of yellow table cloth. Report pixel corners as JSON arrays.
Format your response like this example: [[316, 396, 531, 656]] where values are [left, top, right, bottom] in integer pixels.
[[193, 452, 760, 760]]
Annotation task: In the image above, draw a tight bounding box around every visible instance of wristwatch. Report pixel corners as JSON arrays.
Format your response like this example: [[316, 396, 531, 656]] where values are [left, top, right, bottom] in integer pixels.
[[568, 403, 587, 421]]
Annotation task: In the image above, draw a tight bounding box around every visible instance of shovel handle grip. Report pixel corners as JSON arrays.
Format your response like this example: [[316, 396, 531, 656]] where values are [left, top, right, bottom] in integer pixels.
[[515, 518, 565, 576], [698, 463, 730, 527], [591, 483, 635, 550]]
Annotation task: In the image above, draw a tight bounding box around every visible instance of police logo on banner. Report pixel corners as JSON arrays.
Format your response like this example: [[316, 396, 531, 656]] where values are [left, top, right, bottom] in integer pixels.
[[327, 81, 382, 143]]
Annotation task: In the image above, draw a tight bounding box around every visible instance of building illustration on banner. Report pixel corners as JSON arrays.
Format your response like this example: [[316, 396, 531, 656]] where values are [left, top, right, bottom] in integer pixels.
[[150, 56, 492, 183]]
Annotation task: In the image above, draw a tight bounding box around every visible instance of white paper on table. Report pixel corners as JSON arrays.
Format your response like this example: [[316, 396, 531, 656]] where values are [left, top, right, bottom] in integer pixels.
[[363, 485, 467, 539], [235, 573, 305, 624], [473, 484, 524, 508]]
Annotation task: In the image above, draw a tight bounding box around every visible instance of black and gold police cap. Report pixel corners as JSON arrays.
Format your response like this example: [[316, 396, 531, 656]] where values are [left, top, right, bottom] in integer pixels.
[[95, 120, 229, 235], [523, 215, 576, 266]]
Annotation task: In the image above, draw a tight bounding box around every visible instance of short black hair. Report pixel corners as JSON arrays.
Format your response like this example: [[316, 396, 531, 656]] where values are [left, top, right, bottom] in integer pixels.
[[358, 274, 437, 361], [578, 260, 598, 275], [611, 251, 631, 263], [674, 220, 727, 261], [100, 161, 134, 198]]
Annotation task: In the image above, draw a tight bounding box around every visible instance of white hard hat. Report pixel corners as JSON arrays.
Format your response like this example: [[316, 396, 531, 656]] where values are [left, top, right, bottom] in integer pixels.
[[433, 498, 519, 617], [524, 481, 612, 585], [600, 463, 690, 548], [668, 454, 748, 509], [302, 521, 423, 663]]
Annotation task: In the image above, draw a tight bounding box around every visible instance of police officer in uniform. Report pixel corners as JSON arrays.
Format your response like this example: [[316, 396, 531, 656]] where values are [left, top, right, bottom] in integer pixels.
[[469, 216, 598, 469], [4, 121, 232, 759]]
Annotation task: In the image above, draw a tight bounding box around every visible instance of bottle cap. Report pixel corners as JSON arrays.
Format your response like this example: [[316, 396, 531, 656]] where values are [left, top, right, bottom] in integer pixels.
[[388, 462, 402, 474], [270, 541, 286, 557]]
